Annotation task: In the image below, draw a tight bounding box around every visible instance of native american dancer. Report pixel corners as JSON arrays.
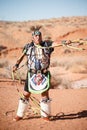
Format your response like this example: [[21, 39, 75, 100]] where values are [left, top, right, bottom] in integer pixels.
[[13, 28, 58, 121]]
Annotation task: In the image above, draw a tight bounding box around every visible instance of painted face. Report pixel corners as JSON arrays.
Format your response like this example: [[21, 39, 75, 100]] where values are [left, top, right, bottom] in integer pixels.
[[32, 30, 42, 44], [33, 35, 42, 44]]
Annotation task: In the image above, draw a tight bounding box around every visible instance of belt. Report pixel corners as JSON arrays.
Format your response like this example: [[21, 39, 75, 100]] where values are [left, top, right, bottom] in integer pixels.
[[29, 69, 48, 74]]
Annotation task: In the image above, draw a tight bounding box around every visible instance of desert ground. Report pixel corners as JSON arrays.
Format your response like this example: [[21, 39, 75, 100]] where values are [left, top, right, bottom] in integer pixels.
[[0, 16, 87, 130]]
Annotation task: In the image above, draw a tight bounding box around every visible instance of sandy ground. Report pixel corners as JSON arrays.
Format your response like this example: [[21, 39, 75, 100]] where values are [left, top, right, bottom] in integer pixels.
[[0, 81, 87, 130], [0, 16, 87, 130]]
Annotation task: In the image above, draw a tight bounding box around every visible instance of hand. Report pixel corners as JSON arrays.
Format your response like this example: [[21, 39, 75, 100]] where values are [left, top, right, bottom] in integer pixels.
[[66, 40, 71, 44], [12, 64, 19, 72]]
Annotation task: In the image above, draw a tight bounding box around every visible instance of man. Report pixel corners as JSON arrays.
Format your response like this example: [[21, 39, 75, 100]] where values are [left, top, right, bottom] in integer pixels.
[[13, 29, 56, 121]]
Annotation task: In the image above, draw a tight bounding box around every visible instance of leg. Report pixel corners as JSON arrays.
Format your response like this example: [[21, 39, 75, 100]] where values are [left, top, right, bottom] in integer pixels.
[[14, 91, 31, 121], [40, 90, 51, 120]]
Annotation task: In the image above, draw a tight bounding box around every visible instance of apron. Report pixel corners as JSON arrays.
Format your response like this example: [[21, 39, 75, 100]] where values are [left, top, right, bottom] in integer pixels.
[[28, 71, 50, 94]]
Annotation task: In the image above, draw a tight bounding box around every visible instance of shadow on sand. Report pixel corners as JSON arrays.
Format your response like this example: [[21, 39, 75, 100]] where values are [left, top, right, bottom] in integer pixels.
[[22, 110, 87, 121], [50, 110, 87, 121], [4, 109, 87, 122]]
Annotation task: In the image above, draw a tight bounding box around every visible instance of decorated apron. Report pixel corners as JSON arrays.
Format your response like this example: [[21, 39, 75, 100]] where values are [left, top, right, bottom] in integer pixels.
[[28, 71, 50, 94]]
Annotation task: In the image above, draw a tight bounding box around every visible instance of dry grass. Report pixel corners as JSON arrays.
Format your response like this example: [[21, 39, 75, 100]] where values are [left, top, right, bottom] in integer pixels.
[[69, 64, 87, 73], [50, 55, 87, 89], [51, 76, 72, 89], [51, 55, 87, 73]]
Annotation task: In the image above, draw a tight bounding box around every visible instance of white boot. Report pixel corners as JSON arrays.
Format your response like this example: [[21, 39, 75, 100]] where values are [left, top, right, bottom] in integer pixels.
[[17, 98, 29, 117], [14, 98, 29, 121], [40, 98, 51, 118]]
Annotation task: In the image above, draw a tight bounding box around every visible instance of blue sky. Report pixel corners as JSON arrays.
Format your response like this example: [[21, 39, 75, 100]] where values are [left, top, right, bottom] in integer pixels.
[[0, 0, 87, 21]]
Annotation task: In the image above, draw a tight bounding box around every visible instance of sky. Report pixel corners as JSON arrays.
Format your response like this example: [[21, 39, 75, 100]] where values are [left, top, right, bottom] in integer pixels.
[[0, 0, 87, 22]]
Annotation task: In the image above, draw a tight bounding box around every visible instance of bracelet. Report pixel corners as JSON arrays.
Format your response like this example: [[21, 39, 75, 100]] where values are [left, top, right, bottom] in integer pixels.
[[15, 64, 19, 68]]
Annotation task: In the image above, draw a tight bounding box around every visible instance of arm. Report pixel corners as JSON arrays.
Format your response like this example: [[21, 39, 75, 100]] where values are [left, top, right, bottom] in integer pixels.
[[13, 53, 25, 72], [52, 40, 72, 48], [51, 41, 62, 48]]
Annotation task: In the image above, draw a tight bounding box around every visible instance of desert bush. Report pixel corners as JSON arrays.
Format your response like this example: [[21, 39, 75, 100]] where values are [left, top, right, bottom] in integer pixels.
[[58, 78, 72, 89], [0, 45, 7, 51], [18, 28, 22, 31], [51, 76, 72, 89], [26, 29, 31, 33], [0, 61, 8, 68], [0, 73, 9, 78], [65, 57, 87, 73], [51, 76, 60, 89], [67, 63, 87, 73], [52, 56, 87, 73], [50, 61, 58, 67]]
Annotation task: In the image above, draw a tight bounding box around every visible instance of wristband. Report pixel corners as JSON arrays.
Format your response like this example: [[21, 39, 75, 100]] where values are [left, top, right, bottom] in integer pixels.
[[15, 64, 19, 68]]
